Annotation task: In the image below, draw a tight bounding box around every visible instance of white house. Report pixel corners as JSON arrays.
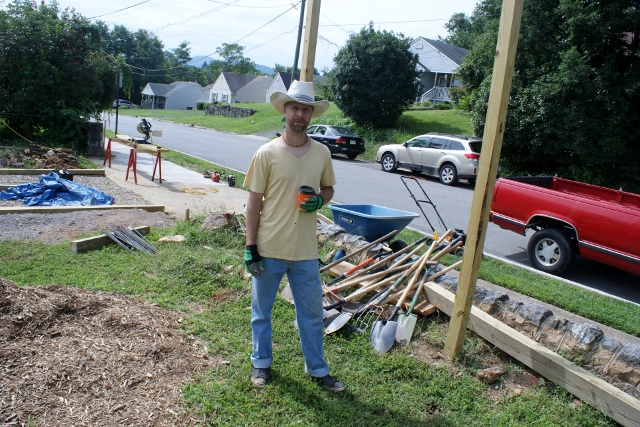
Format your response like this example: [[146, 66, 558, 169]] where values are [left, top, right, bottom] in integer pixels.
[[265, 72, 327, 103], [208, 72, 272, 104], [141, 81, 205, 110], [409, 37, 469, 103]]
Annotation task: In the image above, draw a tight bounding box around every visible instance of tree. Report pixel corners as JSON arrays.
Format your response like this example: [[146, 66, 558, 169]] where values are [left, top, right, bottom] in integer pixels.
[[0, 0, 119, 147], [447, 0, 640, 191], [329, 25, 420, 128], [215, 43, 257, 75]]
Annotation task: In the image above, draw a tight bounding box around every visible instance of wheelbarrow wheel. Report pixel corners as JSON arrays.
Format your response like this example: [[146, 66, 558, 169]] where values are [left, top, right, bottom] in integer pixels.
[[454, 247, 464, 257]]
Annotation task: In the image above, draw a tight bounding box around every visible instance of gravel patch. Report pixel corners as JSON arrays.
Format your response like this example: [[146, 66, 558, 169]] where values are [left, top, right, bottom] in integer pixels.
[[0, 175, 148, 207], [0, 174, 175, 243], [0, 210, 174, 243]]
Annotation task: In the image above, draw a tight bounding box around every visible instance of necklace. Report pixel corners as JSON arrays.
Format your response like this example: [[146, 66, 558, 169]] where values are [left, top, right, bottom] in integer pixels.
[[282, 133, 308, 148]]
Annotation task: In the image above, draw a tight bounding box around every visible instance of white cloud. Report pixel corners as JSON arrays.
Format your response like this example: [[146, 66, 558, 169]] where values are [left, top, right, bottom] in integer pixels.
[[54, 0, 477, 71]]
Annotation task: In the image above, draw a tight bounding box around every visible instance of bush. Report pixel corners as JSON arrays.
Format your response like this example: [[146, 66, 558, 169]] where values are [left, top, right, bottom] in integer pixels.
[[196, 102, 211, 110], [435, 102, 452, 110]]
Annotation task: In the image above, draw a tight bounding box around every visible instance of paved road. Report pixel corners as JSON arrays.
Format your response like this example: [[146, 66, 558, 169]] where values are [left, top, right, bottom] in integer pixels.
[[105, 115, 640, 304]]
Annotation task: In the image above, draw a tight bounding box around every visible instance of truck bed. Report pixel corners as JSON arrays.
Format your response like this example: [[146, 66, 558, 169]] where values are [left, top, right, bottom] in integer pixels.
[[507, 176, 640, 210]]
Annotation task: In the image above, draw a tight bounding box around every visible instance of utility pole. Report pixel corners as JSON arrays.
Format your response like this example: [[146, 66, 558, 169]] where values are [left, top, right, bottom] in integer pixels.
[[300, 0, 320, 83], [115, 72, 123, 137], [291, 0, 306, 81]]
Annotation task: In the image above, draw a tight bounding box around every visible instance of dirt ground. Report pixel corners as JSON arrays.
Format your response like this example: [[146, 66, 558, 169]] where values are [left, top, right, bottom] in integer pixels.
[[0, 278, 218, 426]]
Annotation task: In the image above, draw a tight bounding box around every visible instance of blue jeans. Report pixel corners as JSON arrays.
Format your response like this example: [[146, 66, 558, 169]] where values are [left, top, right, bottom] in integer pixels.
[[251, 257, 329, 377]]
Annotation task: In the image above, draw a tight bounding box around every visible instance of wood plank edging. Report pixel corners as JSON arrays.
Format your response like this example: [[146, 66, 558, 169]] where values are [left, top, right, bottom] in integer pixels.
[[0, 205, 165, 215], [424, 282, 640, 427], [0, 169, 105, 176], [71, 225, 150, 253]]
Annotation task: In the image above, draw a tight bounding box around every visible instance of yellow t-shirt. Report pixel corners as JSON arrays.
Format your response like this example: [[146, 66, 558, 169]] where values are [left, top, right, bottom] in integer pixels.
[[244, 138, 336, 261]]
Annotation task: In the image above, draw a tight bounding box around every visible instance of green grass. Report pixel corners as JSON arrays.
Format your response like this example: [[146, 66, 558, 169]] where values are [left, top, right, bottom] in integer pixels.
[[159, 149, 249, 192], [0, 220, 616, 426]]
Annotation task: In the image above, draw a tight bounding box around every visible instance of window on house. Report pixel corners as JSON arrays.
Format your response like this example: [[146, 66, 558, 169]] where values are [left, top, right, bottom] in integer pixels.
[[211, 92, 217, 101], [222, 93, 228, 102]]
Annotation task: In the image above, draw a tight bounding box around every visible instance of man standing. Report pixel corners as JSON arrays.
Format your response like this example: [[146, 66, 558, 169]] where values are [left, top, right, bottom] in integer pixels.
[[243, 81, 344, 392]]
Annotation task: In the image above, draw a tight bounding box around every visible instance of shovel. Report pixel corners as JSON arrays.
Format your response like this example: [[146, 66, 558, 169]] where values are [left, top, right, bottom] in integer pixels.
[[395, 264, 437, 345], [370, 243, 433, 354]]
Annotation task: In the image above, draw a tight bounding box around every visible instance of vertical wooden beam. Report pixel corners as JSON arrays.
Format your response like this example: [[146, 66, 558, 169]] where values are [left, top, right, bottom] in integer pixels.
[[443, 0, 524, 358], [300, 0, 321, 83]]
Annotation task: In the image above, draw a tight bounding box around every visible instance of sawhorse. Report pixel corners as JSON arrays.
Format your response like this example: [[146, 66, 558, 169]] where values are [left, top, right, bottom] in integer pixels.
[[125, 144, 169, 184]]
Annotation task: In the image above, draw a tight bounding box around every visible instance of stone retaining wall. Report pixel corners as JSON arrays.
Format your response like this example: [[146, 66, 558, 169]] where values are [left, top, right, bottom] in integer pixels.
[[204, 104, 255, 118]]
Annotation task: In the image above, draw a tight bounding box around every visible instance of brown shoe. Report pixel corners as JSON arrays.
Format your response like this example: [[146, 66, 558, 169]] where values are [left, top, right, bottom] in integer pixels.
[[311, 374, 344, 392], [251, 367, 269, 388]]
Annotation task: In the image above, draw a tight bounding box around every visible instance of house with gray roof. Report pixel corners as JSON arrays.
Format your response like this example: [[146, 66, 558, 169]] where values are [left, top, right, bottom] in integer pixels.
[[208, 72, 272, 104], [141, 81, 205, 110], [265, 72, 327, 102], [409, 37, 469, 104]]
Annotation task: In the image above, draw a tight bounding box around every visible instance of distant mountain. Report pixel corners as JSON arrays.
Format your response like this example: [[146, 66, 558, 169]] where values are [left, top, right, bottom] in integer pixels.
[[255, 64, 275, 75], [188, 57, 275, 76], [189, 55, 210, 68]]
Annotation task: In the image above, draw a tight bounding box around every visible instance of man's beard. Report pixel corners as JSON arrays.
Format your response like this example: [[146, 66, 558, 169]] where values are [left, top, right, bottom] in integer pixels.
[[287, 119, 308, 133]]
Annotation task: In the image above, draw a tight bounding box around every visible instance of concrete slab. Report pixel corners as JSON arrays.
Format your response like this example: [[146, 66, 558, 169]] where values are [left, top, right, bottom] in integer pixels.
[[91, 139, 248, 219]]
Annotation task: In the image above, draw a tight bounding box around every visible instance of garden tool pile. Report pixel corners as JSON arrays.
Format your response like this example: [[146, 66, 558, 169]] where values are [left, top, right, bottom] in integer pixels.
[[321, 229, 464, 354]]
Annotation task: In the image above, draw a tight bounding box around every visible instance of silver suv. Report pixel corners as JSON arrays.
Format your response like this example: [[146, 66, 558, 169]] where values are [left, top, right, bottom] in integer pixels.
[[375, 133, 482, 185]]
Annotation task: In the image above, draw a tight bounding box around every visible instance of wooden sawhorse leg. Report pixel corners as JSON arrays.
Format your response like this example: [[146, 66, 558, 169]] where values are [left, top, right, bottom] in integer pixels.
[[152, 146, 163, 183], [125, 145, 137, 184], [103, 138, 112, 168]]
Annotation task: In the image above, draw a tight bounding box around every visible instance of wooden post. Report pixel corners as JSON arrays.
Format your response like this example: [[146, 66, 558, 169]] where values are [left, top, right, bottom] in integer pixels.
[[443, 0, 524, 358], [299, 0, 321, 83]]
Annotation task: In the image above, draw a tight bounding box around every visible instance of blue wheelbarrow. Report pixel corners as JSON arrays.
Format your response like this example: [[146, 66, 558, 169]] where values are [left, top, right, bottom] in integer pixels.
[[327, 204, 419, 243]]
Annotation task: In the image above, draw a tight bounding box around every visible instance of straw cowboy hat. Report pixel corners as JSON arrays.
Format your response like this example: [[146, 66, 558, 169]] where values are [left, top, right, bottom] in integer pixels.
[[270, 80, 329, 118]]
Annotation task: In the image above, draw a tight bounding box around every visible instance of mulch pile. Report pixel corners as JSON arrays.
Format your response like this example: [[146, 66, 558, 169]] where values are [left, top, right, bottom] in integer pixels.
[[0, 279, 217, 426]]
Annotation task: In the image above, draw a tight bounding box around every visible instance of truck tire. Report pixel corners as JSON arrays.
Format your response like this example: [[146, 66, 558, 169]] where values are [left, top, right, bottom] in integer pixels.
[[527, 228, 576, 274]]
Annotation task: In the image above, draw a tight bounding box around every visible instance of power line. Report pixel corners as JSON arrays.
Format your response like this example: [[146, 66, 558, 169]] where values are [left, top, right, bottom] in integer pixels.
[[86, 0, 151, 20], [153, 1, 240, 32]]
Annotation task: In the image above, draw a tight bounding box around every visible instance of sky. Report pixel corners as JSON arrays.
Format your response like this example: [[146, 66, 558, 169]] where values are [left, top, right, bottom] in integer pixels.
[[50, 0, 479, 72]]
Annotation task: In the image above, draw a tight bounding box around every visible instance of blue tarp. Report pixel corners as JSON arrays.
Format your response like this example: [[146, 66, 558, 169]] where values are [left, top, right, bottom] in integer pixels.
[[0, 172, 114, 206]]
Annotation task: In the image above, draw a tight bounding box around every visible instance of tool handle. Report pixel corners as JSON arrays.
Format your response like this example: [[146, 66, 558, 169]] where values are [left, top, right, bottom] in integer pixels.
[[328, 263, 408, 293], [394, 246, 432, 308], [426, 260, 462, 282], [319, 229, 399, 272], [325, 256, 374, 287], [405, 263, 432, 313]]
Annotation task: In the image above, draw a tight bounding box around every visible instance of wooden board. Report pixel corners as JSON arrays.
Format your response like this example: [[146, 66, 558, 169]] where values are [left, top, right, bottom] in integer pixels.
[[70, 226, 150, 253], [112, 138, 169, 154], [0, 205, 164, 215], [425, 282, 640, 427], [0, 169, 105, 176]]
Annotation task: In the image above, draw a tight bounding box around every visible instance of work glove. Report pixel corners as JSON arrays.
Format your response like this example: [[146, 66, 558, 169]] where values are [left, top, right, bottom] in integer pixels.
[[244, 244, 263, 277], [300, 194, 324, 213]]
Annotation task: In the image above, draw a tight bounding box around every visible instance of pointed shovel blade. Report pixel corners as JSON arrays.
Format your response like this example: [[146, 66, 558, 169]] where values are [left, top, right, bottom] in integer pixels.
[[325, 312, 353, 334], [395, 313, 418, 346], [323, 309, 341, 327], [370, 320, 398, 354]]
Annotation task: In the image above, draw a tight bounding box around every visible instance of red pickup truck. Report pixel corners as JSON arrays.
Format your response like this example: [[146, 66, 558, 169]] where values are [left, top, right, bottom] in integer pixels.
[[489, 176, 640, 276]]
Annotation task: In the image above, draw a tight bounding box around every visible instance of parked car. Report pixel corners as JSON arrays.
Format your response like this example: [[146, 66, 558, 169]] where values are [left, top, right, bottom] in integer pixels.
[[375, 133, 482, 185], [113, 99, 135, 109], [306, 125, 365, 159]]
